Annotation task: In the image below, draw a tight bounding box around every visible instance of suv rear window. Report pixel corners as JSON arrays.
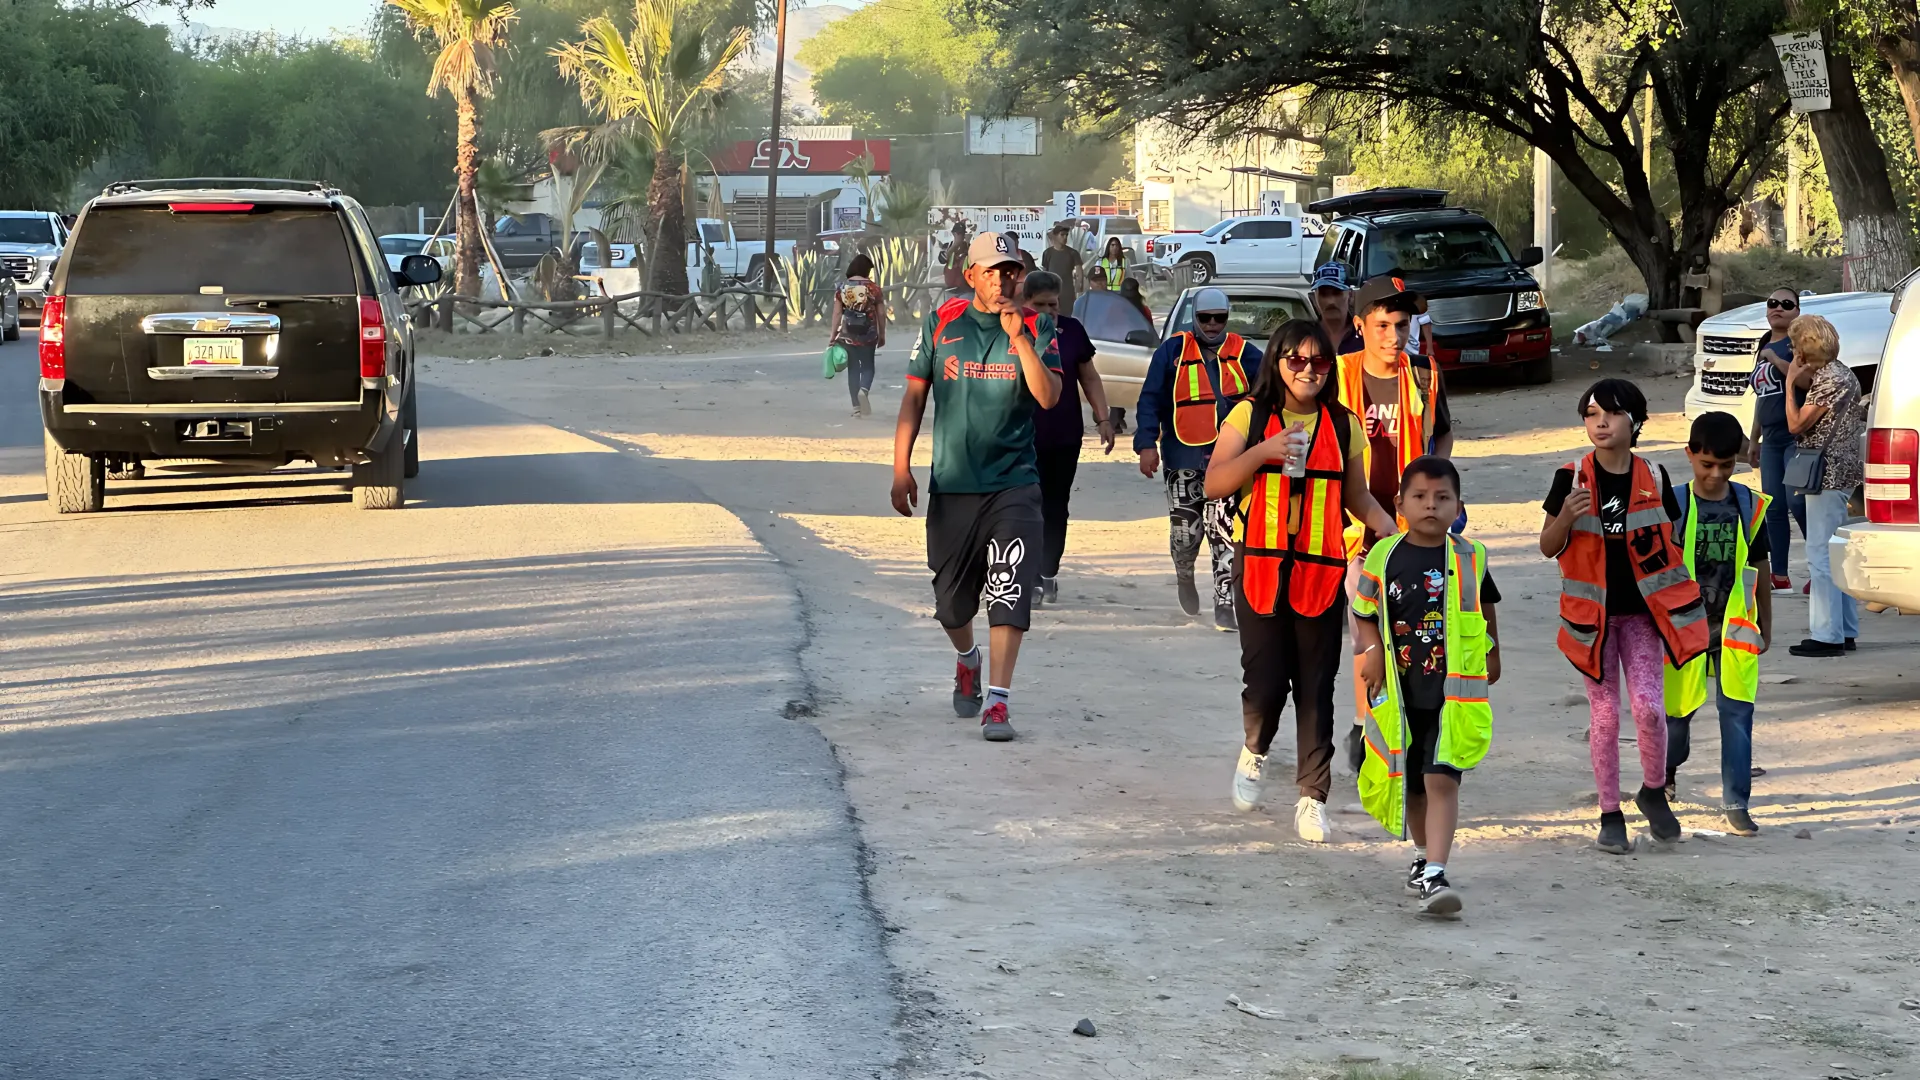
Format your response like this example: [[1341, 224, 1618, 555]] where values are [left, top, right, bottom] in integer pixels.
[[64, 206, 359, 295]]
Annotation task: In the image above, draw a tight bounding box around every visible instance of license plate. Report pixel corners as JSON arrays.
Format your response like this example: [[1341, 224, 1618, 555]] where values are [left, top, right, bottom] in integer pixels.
[[1460, 348, 1491, 364], [183, 337, 243, 365]]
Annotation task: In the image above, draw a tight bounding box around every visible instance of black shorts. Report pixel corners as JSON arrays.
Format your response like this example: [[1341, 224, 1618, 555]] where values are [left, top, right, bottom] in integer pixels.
[[1406, 705, 1464, 796], [927, 485, 1044, 631]]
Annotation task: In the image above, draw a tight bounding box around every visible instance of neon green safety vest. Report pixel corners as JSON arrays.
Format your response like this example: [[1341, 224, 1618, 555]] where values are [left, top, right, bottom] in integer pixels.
[[1096, 256, 1127, 284], [1352, 533, 1495, 838], [1662, 483, 1772, 717]]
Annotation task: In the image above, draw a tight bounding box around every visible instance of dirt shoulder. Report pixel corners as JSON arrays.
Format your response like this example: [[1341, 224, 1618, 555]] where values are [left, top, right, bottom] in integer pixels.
[[434, 341, 1920, 1080]]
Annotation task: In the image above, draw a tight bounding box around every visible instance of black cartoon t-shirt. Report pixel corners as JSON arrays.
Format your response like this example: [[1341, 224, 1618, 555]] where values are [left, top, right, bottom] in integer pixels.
[[1382, 539, 1501, 711]]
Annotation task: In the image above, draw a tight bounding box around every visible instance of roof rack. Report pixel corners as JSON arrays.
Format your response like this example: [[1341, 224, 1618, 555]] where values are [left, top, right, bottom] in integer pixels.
[[1307, 187, 1449, 217], [100, 178, 337, 196]]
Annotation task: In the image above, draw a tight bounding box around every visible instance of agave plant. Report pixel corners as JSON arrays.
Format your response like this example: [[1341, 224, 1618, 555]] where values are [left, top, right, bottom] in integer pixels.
[[779, 249, 831, 322], [865, 236, 927, 288]]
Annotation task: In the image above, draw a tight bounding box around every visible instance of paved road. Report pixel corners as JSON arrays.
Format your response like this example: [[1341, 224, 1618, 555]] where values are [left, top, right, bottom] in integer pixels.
[[0, 336, 900, 1078]]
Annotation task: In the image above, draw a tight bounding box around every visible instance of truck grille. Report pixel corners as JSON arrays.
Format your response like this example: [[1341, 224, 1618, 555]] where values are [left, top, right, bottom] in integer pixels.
[[1699, 370, 1750, 397], [1425, 293, 1512, 326], [1699, 333, 1758, 355], [0, 256, 33, 282]]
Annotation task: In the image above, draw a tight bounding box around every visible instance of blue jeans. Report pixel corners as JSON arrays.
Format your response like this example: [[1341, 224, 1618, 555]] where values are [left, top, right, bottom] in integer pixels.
[[1803, 488, 1859, 644], [842, 343, 876, 405], [1666, 660, 1756, 809], [1757, 433, 1807, 577]]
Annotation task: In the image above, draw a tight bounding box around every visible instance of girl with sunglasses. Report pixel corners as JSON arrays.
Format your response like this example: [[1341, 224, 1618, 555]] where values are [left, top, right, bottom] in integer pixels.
[[1747, 287, 1808, 593], [1205, 320, 1397, 842]]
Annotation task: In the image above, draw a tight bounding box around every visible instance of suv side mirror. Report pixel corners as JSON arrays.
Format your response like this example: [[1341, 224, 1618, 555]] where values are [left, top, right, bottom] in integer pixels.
[[1517, 245, 1545, 268], [397, 253, 443, 287], [1124, 329, 1158, 347]]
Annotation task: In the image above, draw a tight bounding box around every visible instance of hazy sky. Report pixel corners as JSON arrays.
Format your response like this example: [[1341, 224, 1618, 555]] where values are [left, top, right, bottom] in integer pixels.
[[180, 0, 866, 37]]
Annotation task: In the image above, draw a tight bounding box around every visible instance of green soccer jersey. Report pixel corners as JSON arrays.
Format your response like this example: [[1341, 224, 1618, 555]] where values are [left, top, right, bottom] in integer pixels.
[[908, 297, 1060, 494]]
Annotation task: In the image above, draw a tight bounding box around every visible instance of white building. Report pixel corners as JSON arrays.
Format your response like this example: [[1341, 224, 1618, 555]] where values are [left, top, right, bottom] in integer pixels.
[[1134, 120, 1324, 233]]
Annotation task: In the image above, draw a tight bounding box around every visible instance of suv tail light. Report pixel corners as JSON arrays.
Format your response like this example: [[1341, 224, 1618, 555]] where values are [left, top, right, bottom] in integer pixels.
[[39, 295, 65, 381], [1865, 427, 1919, 524], [359, 296, 385, 379]]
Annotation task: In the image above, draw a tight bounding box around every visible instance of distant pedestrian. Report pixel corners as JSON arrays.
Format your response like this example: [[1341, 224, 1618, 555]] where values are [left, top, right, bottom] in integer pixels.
[[829, 253, 886, 417], [1746, 287, 1808, 593], [1022, 270, 1116, 606], [1784, 314, 1863, 658], [1540, 378, 1699, 854], [891, 232, 1063, 742], [1308, 262, 1363, 355], [1040, 226, 1083, 314], [1085, 264, 1110, 293], [1204, 319, 1395, 842], [1094, 237, 1129, 289], [942, 223, 969, 291], [1119, 277, 1152, 323], [1004, 231, 1038, 273], [1135, 287, 1264, 628]]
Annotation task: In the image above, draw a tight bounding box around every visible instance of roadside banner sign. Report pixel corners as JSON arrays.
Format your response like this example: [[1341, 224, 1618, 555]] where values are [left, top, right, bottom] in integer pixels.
[[1054, 190, 1080, 221], [1771, 30, 1832, 113], [1259, 190, 1291, 218]]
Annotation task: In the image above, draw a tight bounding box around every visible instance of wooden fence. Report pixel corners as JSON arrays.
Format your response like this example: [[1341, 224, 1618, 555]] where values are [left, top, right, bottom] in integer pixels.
[[406, 281, 955, 338]]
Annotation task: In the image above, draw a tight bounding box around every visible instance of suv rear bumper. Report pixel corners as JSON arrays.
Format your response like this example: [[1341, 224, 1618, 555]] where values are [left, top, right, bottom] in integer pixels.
[[1832, 523, 1920, 611], [39, 386, 394, 462]]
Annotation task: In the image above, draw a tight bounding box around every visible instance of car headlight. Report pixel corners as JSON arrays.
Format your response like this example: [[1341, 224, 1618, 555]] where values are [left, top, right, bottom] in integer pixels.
[[1516, 290, 1544, 312]]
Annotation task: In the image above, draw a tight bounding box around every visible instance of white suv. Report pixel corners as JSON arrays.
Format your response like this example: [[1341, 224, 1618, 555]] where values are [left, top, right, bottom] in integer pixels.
[[1834, 272, 1920, 610], [1684, 291, 1894, 425]]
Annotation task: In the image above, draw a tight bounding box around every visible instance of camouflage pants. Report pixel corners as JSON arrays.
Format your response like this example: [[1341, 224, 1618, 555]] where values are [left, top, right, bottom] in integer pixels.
[[1165, 468, 1236, 606]]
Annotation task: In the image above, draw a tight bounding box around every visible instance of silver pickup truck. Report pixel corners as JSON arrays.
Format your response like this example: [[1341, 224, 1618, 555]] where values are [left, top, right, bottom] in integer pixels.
[[1075, 284, 1312, 419], [0, 210, 66, 325]]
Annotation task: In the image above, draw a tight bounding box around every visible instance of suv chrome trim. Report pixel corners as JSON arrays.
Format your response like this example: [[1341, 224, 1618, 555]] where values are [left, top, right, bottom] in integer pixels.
[[58, 401, 364, 415], [146, 366, 279, 380], [140, 312, 281, 334]]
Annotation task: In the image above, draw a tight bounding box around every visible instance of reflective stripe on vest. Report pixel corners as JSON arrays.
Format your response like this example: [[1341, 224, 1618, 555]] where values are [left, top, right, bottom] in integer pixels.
[[1171, 333, 1251, 446], [1237, 404, 1347, 617], [1554, 453, 1709, 680], [1663, 483, 1772, 715], [1353, 532, 1495, 838], [1335, 351, 1433, 556]]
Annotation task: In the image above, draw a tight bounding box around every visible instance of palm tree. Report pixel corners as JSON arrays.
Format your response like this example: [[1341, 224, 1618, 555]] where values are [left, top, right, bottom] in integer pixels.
[[551, 0, 749, 295], [385, 0, 519, 302]]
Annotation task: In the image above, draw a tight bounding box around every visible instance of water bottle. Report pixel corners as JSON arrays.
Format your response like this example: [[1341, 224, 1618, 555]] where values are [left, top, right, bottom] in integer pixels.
[[1283, 425, 1309, 478]]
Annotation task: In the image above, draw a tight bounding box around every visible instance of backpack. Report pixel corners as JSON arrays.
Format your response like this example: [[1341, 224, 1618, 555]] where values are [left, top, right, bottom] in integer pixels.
[[839, 279, 877, 343]]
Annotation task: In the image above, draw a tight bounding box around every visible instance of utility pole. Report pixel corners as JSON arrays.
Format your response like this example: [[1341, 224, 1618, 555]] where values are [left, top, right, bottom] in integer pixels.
[[1786, 129, 1801, 252], [1642, 74, 1654, 181], [1532, 148, 1553, 293], [762, 0, 788, 284]]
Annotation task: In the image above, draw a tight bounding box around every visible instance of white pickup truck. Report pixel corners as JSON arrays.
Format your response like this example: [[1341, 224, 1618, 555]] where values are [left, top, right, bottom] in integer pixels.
[[1148, 215, 1317, 285], [689, 218, 795, 286], [1074, 284, 1312, 419]]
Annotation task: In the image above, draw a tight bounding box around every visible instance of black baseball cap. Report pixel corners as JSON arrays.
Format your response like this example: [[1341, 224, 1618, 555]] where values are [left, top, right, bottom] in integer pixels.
[[1353, 271, 1427, 315]]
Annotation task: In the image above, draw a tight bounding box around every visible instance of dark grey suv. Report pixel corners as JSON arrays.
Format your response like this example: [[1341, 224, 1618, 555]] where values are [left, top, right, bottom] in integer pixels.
[[38, 178, 441, 512]]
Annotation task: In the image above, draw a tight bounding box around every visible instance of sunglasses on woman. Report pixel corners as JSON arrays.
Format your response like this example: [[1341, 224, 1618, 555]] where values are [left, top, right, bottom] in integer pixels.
[[1766, 298, 1798, 310], [1280, 352, 1333, 373]]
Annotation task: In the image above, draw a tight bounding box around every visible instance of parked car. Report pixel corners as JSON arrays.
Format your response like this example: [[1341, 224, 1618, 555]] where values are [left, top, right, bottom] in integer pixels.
[[40, 178, 441, 512], [0, 277, 17, 340], [1076, 283, 1311, 414], [1684, 291, 1895, 425], [1833, 274, 1920, 611], [0, 209, 68, 326], [377, 233, 454, 276], [1305, 189, 1552, 380], [491, 213, 572, 269]]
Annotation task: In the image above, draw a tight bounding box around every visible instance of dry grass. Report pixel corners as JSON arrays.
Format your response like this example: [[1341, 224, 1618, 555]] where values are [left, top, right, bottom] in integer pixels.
[[1552, 247, 1845, 333]]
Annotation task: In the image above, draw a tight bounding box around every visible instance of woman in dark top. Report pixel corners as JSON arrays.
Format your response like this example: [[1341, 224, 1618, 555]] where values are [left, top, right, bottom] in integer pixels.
[[828, 253, 886, 416], [1746, 287, 1806, 591], [1021, 270, 1114, 605]]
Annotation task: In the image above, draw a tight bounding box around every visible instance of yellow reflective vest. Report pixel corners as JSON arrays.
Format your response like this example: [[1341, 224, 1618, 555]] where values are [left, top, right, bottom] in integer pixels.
[[1663, 482, 1771, 717], [1352, 533, 1495, 838]]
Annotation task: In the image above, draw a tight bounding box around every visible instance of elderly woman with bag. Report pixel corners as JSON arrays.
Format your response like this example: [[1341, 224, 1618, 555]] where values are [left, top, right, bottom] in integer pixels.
[[1782, 314, 1863, 658]]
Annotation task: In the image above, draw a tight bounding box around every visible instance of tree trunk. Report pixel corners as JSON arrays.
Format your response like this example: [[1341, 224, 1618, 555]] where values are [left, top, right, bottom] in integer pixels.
[[453, 88, 484, 326], [1797, 20, 1914, 291], [648, 148, 690, 296], [1874, 15, 1920, 171]]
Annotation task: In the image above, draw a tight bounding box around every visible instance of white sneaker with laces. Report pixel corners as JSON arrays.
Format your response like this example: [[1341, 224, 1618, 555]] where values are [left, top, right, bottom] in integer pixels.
[[1231, 746, 1266, 812], [1294, 796, 1331, 843]]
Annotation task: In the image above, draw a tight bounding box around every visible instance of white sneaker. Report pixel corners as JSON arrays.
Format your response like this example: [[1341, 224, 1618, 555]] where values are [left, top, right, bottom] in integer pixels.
[[1231, 746, 1266, 811], [1294, 796, 1331, 843]]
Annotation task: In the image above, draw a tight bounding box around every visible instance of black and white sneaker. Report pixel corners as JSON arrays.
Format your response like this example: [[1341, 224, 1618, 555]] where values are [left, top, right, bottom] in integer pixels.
[[1405, 857, 1427, 896], [1041, 576, 1059, 605], [1418, 872, 1462, 916]]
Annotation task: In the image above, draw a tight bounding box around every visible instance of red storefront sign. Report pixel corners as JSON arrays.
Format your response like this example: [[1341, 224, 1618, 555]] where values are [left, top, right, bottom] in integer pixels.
[[710, 138, 890, 175]]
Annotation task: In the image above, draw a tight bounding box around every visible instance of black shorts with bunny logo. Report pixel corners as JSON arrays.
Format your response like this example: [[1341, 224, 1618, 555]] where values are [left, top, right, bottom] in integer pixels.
[[927, 484, 1045, 631]]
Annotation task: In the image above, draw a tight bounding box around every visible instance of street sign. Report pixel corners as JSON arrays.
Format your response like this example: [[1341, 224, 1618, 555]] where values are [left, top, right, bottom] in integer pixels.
[[1771, 30, 1832, 114], [1259, 190, 1291, 218], [1054, 190, 1080, 220]]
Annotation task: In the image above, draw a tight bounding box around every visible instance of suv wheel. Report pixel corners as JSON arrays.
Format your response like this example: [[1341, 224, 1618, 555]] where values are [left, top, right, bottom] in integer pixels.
[[351, 423, 406, 510], [45, 432, 105, 513], [3, 306, 18, 342], [1183, 256, 1214, 285], [402, 388, 420, 480], [1520, 354, 1554, 385]]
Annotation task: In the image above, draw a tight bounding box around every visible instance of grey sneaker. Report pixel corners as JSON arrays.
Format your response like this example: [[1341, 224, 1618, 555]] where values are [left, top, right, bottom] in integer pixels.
[[857, 387, 871, 416], [953, 658, 983, 717], [980, 701, 1015, 741], [1041, 576, 1059, 605]]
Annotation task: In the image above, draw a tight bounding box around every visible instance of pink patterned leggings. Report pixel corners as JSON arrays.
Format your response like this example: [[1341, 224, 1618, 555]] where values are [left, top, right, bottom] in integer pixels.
[[1583, 614, 1669, 813]]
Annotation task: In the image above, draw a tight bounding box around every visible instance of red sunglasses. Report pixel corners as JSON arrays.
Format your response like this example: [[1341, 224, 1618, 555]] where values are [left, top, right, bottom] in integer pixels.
[[1280, 352, 1333, 373]]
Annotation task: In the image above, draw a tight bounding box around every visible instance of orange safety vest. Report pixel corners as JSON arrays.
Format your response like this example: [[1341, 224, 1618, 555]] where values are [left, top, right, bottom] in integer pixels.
[[1171, 332, 1251, 446], [1554, 452, 1711, 680], [1335, 350, 1435, 556], [1236, 403, 1350, 617]]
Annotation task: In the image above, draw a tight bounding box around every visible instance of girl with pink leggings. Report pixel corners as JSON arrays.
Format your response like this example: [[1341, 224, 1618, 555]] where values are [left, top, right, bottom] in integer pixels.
[[1541, 380, 1706, 853]]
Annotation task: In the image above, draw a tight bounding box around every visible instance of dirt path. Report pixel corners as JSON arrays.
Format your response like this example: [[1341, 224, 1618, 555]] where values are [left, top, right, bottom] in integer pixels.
[[437, 339, 1920, 1080]]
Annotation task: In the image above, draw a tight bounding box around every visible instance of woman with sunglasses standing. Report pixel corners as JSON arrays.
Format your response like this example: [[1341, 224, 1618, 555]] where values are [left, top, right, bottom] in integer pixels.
[[1205, 320, 1397, 842], [1747, 288, 1809, 594]]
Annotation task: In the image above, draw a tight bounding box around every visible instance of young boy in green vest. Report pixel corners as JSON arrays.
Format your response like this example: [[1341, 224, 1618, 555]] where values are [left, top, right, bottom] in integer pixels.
[[1664, 411, 1773, 836], [1353, 456, 1501, 916]]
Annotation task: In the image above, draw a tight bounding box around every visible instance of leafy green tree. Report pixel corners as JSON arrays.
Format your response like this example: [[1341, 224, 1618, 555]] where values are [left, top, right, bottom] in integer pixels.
[[0, 0, 174, 208], [798, 0, 991, 134], [985, 0, 1798, 311]]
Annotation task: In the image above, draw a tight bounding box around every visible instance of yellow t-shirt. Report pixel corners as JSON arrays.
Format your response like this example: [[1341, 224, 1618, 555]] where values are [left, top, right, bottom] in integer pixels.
[[1220, 400, 1364, 541]]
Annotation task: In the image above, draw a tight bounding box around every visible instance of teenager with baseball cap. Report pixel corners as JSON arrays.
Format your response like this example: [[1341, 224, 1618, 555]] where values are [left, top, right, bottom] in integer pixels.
[[892, 232, 1063, 742]]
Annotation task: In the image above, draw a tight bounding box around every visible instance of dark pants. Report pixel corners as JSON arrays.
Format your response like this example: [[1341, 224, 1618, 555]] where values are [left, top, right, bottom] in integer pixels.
[[1758, 432, 1807, 577], [1035, 444, 1080, 578], [1236, 562, 1347, 801], [843, 344, 876, 405], [926, 485, 1045, 631]]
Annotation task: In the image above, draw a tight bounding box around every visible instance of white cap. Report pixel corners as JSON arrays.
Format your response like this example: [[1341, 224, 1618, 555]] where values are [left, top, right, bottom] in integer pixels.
[[1192, 287, 1230, 313]]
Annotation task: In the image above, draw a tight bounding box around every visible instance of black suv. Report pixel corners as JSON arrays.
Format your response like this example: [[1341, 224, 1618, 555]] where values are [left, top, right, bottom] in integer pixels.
[[1308, 188, 1553, 383], [38, 178, 441, 512]]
